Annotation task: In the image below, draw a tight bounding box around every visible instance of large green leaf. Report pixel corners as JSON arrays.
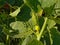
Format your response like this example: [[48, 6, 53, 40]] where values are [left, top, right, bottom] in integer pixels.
[[50, 28, 60, 45], [10, 21, 33, 38], [17, 5, 31, 22], [38, 0, 57, 8]]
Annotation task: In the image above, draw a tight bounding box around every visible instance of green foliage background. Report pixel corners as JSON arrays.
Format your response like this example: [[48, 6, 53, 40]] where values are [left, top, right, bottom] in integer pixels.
[[0, 0, 60, 45]]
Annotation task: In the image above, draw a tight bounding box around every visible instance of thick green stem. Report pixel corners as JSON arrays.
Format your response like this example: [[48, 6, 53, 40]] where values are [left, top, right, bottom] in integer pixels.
[[37, 17, 48, 41]]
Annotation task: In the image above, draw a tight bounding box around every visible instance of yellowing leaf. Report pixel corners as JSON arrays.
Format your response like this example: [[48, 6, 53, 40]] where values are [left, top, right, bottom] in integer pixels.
[[9, 7, 20, 17]]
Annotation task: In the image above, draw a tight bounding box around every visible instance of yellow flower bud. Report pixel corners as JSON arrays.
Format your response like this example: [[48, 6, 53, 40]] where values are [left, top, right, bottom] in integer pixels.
[[35, 25, 40, 31], [34, 25, 40, 38]]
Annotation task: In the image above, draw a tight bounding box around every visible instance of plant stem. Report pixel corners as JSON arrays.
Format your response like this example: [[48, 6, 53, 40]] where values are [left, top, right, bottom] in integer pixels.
[[6, 35, 9, 41], [37, 17, 48, 41], [6, 35, 10, 45], [47, 28, 53, 45]]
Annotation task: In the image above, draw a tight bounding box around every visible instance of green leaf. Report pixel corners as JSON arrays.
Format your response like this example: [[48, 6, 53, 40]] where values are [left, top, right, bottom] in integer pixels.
[[22, 37, 30, 45], [55, 0, 60, 8], [44, 32, 52, 45], [47, 19, 56, 29], [10, 21, 33, 38], [10, 21, 26, 31], [6, 0, 23, 6], [0, 0, 5, 8], [38, 0, 57, 8], [27, 11, 39, 30], [23, 0, 39, 12], [55, 0, 60, 17], [17, 5, 31, 22], [13, 0, 24, 6], [10, 11, 38, 38], [28, 11, 37, 26], [9, 7, 20, 17], [43, 4, 55, 17], [0, 13, 8, 21], [38, 17, 44, 29], [12, 29, 33, 38], [0, 43, 4, 45], [6, 0, 15, 6], [22, 36, 34, 45], [28, 39, 43, 45], [54, 18, 60, 24], [3, 27, 10, 35], [50, 28, 60, 45], [22, 36, 43, 45]]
